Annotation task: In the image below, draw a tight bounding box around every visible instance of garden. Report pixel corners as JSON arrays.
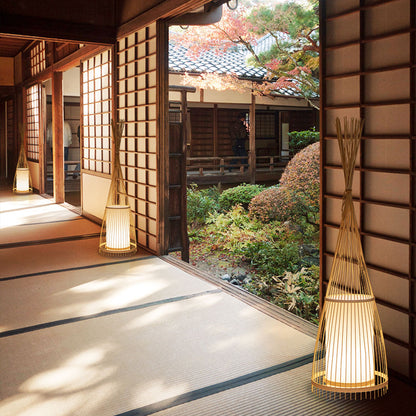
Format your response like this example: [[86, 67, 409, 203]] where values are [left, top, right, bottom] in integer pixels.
[[184, 133, 320, 324]]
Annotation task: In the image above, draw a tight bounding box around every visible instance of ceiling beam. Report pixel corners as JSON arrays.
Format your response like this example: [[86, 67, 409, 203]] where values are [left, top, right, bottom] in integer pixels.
[[0, 14, 116, 45], [117, 0, 212, 38]]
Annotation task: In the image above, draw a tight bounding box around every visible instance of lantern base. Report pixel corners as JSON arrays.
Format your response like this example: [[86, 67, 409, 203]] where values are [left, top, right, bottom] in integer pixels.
[[13, 189, 33, 194], [98, 242, 137, 257], [312, 371, 388, 399]]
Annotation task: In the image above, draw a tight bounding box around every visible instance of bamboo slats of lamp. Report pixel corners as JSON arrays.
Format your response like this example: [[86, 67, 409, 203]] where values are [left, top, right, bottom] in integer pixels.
[[99, 120, 137, 256], [311, 118, 388, 399], [13, 126, 32, 194]]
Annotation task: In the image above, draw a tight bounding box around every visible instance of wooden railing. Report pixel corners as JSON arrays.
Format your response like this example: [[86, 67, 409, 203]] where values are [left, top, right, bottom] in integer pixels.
[[186, 155, 289, 176]]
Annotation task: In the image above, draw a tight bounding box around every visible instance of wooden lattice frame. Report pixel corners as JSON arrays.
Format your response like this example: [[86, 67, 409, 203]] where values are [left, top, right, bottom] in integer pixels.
[[81, 49, 113, 175], [26, 84, 40, 161], [117, 24, 158, 252]]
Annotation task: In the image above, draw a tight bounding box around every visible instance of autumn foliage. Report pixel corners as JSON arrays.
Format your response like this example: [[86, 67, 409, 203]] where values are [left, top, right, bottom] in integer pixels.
[[170, 0, 319, 108], [249, 141, 319, 224]]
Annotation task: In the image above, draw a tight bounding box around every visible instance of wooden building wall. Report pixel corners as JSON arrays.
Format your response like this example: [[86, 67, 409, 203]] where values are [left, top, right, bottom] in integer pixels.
[[321, 0, 415, 380], [188, 107, 317, 161], [117, 23, 159, 253]]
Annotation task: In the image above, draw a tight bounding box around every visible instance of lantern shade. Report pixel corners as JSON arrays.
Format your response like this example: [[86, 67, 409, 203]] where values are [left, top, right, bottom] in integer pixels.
[[311, 118, 388, 399], [103, 205, 131, 251], [99, 120, 137, 257], [325, 294, 374, 387], [15, 168, 31, 193]]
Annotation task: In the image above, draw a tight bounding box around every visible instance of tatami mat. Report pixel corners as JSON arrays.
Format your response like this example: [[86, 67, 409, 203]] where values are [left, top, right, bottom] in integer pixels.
[[0, 257, 216, 332], [0, 217, 100, 245], [149, 362, 415, 416], [0, 281, 314, 416], [1, 190, 416, 416]]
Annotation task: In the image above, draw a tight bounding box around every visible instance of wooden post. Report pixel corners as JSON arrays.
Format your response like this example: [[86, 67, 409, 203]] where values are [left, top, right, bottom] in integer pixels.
[[220, 157, 224, 174], [52, 71, 64, 203], [157, 20, 170, 256], [249, 93, 256, 184], [38, 84, 46, 194], [213, 104, 218, 167]]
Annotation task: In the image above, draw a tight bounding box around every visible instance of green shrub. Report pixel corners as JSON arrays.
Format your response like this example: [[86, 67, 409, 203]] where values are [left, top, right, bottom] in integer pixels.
[[249, 142, 319, 226], [288, 128, 319, 155], [218, 183, 264, 211], [205, 205, 265, 252], [239, 230, 301, 276], [187, 184, 220, 227]]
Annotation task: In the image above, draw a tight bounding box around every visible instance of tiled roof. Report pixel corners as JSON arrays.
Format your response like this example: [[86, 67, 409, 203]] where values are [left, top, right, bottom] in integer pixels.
[[168, 41, 312, 98], [169, 41, 266, 79]]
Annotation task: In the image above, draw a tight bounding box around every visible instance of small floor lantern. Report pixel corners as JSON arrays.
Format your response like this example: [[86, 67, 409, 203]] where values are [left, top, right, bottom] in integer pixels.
[[311, 118, 388, 399], [99, 120, 137, 256], [13, 127, 32, 194]]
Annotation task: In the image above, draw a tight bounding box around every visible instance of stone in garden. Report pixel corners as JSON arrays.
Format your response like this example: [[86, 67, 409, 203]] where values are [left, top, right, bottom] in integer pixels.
[[221, 274, 231, 281], [230, 279, 241, 285]]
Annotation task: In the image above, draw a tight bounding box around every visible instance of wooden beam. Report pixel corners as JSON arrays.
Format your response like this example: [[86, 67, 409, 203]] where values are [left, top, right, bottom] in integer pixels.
[[249, 93, 256, 184], [117, 0, 211, 39], [0, 14, 116, 45], [52, 71, 64, 203], [23, 44, 107, 85]]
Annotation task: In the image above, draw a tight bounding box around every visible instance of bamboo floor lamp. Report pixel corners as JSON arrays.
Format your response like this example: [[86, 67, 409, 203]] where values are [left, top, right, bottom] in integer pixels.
[[311, 118, 388, 399], [99, 120, 137, 256], [13, 126, 32, 194]]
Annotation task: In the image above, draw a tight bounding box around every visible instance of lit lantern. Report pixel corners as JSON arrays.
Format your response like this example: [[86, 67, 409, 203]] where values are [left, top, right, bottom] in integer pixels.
[[99, 120, 137, 256], [104, 205, 131, 251], [13, 127, 32, 194], [15, 168, 31, 193], [311, 118, 388, 399]]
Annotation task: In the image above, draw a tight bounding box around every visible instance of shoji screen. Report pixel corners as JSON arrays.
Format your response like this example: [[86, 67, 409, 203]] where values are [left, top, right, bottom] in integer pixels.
[[26, 84, 40, 161], [117, 23, 158, 252], [321, 0, 415, 381], [81, 49, 112, 174]]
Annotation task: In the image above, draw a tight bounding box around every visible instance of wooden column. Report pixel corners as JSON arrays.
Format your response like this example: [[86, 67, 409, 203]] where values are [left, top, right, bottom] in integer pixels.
[[38, 84, 46, 194], [249, 93, 256, 184], [157, 20, 170, 255], [213, 104, 218, 162], [0, 101, 5, 178], [52, 71, 64, 203]]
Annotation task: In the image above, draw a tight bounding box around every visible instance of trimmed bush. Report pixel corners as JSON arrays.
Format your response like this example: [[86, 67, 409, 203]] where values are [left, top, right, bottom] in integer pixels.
[[249, 142, 319, 225], [288, 128, 319, 155], [187, 184, 220, 227], [218, 183, 264, 211]]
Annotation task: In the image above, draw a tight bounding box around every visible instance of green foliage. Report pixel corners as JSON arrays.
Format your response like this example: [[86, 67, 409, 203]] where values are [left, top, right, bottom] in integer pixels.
[[288, 128, 319, 155], [240, 237, 300, 277], [206, 205, 265, 253], [187, 184, 220, 228], [249, 142, 320, 227], [218, 183, 264, 211], [186, 178, 320, 324]]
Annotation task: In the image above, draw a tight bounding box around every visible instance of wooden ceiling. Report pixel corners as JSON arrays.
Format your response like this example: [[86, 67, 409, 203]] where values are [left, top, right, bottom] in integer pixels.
[[0, 37, 31, 58]]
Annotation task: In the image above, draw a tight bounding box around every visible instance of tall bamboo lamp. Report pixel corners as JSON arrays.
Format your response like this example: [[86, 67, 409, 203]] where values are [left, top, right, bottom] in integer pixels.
[[99, 120, 137, 256], [13, 126, 32, 194], [311, 118, 388, 399]]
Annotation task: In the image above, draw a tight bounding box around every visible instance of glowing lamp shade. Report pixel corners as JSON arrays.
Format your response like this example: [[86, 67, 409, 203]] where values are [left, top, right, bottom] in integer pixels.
[[15, 168, 31, 193], [325, 295, 374, 388], [105, 205, 130, 250]]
